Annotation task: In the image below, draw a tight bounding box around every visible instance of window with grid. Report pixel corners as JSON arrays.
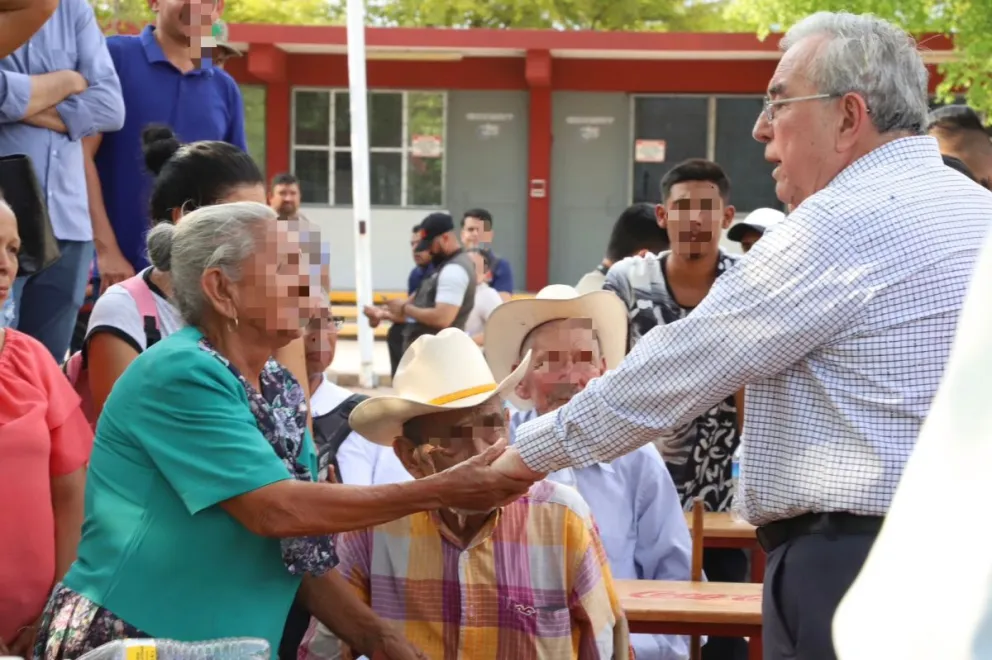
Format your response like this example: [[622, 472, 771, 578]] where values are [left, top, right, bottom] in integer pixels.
[[291, 89, 446, 207]]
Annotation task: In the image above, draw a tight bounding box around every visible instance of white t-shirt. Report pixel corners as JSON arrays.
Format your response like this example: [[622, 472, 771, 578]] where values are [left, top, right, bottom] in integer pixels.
[[85, 269, 184, 353], [464, 283, 503, 337], [434, 261, 471, 307], [310, 377, 412, 487]]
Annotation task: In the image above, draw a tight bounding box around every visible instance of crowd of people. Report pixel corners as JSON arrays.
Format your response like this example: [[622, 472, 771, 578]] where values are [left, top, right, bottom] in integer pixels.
[[2, 5, 992, 660]]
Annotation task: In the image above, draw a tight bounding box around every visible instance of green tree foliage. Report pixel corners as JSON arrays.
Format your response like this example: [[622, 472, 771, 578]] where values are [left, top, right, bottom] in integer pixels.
[[726, 0, 992, 118], [89, 0, 336, 32], [365, 0, 747, 31]]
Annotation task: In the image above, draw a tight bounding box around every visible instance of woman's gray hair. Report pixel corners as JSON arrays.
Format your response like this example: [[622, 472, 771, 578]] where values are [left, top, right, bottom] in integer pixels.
[[781, 12, 929, 135], [145, 201, 276, 326]]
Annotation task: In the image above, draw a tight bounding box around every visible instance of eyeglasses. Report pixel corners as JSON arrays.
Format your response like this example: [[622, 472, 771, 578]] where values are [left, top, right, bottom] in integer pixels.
[[761, 93, 840, 122]]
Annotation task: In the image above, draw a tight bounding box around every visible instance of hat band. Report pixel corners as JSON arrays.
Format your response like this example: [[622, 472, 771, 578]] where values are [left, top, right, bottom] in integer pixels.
[[427, 383, 497, 405]]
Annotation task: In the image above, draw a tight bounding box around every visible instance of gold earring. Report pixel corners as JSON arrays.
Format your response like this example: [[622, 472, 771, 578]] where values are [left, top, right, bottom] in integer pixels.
[[229, 316, 239, 333]]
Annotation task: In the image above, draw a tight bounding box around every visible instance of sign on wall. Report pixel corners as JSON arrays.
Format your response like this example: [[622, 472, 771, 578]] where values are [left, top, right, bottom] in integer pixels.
[[635, 139, 667, 163], [466, 112, 514, 122], [411, 134, 443, 158]]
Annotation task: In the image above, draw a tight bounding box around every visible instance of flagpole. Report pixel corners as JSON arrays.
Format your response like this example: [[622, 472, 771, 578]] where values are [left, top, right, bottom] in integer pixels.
[[346, 0, 377, 388]]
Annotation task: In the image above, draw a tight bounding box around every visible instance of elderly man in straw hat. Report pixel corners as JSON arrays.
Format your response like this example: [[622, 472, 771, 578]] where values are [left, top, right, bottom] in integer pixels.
[[486, 285, 693, 660], [299, 328, 629, 660]]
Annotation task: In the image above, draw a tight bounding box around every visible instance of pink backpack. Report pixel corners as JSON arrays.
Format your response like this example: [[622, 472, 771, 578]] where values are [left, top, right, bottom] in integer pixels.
[[63, 274, 162, 429]]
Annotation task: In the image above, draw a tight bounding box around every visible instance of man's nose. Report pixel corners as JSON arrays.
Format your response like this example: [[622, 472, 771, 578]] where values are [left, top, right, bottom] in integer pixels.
[[753, 113, 771, 143]]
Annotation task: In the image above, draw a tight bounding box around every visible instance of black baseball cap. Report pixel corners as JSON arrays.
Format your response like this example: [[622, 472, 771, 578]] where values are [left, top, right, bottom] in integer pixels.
[[415, 212, 454, 251]]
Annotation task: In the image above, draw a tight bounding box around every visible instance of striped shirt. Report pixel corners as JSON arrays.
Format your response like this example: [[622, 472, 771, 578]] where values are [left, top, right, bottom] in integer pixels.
[[300, 480, 625, 660], [515, 136, 992, 526]]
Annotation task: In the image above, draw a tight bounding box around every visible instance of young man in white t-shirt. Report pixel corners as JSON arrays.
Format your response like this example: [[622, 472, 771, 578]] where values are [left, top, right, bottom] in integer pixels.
[[463, 247, 503, 345]]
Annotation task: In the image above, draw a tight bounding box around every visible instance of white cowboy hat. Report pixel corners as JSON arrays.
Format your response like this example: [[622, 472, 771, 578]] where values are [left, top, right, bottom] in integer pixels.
[[350, 327, 532, 446], [726, 207, 786, 242], [484, 284, 628, 411]]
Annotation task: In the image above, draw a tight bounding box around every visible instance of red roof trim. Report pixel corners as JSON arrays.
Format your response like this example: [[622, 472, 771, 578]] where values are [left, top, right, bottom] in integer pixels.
[[226, 24, 954, 54]]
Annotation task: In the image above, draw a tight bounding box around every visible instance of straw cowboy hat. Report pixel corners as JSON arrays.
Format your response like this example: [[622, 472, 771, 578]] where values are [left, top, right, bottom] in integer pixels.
[[350, 328, 532, 446], [484, 284, 628, 411]]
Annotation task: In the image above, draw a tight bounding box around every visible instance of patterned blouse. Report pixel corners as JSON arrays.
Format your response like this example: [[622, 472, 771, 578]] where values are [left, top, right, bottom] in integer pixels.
[[604, 250, 741, 512]]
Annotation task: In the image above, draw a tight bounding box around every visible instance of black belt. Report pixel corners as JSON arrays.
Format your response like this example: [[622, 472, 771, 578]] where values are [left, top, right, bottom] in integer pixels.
[[756, 512, 884, 553]]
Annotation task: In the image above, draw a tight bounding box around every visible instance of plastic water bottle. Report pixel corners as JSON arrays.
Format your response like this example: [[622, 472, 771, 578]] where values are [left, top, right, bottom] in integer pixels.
[[730, 446, 745, 523], [77, 638, 270, 660]]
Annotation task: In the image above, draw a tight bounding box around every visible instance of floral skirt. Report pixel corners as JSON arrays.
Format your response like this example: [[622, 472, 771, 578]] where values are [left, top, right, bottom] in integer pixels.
[[33, 584, 149, 660]]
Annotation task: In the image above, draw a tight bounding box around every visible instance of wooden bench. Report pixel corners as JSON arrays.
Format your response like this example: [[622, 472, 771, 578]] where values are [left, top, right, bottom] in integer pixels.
[[617, 580, 763, 660], [684, 512, 766, 583]]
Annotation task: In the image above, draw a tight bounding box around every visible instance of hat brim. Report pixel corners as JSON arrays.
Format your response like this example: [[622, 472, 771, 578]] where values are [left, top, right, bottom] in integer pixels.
[[484, 291, 628, 411], [349, 351, 532, 446], [218, 43, 242, 57], [727, 223, 764, 242]]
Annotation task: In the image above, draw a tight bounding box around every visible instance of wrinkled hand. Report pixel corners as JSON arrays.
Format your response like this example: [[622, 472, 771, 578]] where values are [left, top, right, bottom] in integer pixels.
[[96, 245, 135, 293], [369, 627, 428, 660], [434, 438, 537, 512], [9, 617, 41, 658], [363, 305, 383, 328]]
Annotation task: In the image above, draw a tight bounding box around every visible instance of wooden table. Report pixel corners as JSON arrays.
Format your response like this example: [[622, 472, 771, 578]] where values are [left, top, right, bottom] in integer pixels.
[[685, 512, 766, 582], [618, 579, 763, 660]]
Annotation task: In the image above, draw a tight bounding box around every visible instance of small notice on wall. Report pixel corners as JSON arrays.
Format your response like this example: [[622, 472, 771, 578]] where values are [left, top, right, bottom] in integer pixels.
[[579, 126, 600, 141], [477, 123, 500, 139], [411, 134, 443, 158], [635, 139, 667, 163]]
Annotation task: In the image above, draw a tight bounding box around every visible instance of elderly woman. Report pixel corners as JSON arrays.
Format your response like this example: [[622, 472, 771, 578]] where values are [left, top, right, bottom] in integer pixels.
[[33, 202, 532, 660], [0, 198, 92, 656]]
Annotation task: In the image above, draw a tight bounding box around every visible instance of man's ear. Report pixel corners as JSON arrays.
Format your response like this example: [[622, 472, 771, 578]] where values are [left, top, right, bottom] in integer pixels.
[[393, 437, 430, 479], [655, 203, 669, 229], [514, 367, 533, 402], [722, 205, 736, 230]]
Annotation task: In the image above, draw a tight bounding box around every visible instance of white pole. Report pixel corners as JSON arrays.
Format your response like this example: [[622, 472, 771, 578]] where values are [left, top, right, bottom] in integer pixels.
[[346, 0, 377, 389]]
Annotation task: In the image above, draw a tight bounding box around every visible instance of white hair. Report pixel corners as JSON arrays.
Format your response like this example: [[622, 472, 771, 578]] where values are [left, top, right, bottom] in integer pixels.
[[145, 201, 276, 326], [781, 12, 929, 135]]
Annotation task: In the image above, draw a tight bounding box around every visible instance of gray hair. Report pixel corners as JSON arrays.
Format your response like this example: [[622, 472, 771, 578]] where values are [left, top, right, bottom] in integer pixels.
[[781, 12, 929, 135], [145, 201, 276, 326]]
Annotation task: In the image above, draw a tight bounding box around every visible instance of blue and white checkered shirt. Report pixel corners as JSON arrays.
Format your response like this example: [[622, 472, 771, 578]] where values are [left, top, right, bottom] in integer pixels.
[[515, 136, 992, 525]]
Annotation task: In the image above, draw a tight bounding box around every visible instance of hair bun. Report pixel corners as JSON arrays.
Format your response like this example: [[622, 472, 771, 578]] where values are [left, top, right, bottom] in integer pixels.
[[142, 124, 182, 176], [146, 221, 177, 272]]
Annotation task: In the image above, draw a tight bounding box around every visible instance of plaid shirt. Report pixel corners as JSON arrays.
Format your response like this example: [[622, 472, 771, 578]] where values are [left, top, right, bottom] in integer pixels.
[[300, 480, 626, 660]]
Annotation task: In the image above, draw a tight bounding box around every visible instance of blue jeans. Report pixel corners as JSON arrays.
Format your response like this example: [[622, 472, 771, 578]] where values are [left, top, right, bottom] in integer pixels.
[[11, 239, 94, 361]]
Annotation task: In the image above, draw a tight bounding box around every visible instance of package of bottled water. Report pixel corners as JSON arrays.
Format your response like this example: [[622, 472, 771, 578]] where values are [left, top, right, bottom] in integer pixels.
[[77, 638, 270, 660]]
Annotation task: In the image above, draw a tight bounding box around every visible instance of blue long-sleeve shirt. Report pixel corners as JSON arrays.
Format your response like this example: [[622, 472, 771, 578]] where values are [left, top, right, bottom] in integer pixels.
[[510, 407, 694, 659], [0, 0, 125, 241]]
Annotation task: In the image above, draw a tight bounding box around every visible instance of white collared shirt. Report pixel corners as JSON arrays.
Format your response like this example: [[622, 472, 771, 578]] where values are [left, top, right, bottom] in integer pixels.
[[515, 136, 992, 525]]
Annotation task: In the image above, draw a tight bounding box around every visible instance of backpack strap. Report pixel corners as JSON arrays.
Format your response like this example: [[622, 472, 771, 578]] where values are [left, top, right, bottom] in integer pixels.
[[311, 393, 369, 483], [120, 273, 163, 349]]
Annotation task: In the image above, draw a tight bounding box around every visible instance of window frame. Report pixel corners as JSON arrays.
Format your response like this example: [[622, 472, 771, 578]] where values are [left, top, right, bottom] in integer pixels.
[[290, 87, 448, 208], [628, 93, 786, 213]]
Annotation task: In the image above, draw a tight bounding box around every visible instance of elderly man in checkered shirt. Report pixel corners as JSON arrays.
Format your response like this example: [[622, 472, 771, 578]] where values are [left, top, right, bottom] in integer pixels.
[[476, 12, 992, 660]]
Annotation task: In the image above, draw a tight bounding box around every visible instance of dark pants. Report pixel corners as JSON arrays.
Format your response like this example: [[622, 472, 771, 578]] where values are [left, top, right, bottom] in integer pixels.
[[703, 548, 750, 660], [762, 532, 877, 660], [11, 239, 93, 361], [387, 321, 406, 376]]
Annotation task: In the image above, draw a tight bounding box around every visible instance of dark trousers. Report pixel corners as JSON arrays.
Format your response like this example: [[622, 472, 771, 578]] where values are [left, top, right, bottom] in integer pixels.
[[702, 548, 750, 660], [387, 321, 406, 376], [762, 532, 877, 660], [11, 239, 93, 361]]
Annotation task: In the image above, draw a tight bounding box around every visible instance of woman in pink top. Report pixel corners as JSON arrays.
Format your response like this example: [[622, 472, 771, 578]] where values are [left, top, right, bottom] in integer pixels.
[[0, 197, 93, 656]]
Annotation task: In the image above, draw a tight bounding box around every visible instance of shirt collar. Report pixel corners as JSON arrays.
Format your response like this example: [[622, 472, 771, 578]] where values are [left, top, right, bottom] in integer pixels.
[[429, 508, 502, 550], [140, 25, 215, 75]]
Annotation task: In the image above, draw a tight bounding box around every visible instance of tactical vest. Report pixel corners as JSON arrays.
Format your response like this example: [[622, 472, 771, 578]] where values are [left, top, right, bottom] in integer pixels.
[[402, 249, 477, 351]]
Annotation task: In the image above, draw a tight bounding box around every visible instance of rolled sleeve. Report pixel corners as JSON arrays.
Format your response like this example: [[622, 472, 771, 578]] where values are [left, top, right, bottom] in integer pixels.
[[129, 352, 294, 515], [0, 70, 32, 122]]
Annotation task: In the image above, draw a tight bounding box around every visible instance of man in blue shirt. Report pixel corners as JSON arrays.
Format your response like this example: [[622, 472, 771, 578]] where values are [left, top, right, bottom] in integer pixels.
[[0, 0, 125, 358], [485, 285, 694, 660], [84, 0, 247, 290], [460, 208, 513, 300]]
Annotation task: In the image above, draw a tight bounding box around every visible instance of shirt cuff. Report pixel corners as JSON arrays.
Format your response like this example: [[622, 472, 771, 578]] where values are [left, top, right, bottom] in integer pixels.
[[56, 96, 95, 141], [513, 410, 575, 473], [0, 71, 32, 122]]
